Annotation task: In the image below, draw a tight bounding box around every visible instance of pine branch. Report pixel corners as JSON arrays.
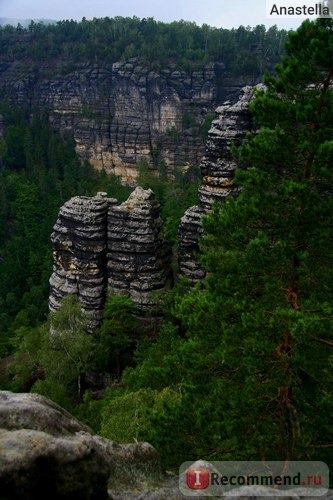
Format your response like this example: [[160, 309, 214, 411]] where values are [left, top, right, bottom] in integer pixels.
[[311, 336, 333, 348]]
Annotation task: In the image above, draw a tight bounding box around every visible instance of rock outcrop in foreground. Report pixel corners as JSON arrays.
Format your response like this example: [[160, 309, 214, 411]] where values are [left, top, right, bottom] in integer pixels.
[[178, 86, 257, 282], [0, 391, 177, 499], [49, 187, 171, 327]]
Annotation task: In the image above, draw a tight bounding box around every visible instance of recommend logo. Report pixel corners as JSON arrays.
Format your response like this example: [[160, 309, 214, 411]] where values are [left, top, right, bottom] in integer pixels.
[[266, 0, 332, 18], [179, 461, 329, 496], [186, 467, 210, 490]]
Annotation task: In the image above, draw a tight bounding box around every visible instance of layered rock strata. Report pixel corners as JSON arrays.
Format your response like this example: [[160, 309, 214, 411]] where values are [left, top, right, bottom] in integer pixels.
[[108, 187, 171, 313], [178, 205, 207, 281], [49, 87, 257, 322], [0, 61, 215, 183], [49, 192, 116, 329], [0, 58, 261, 183], [49, 187, 171, 325], [178, 86, 257, 282]]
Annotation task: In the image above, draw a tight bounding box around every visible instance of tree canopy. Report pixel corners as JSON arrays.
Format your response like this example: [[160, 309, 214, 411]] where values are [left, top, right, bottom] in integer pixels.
[[0, 17, 287, 75]]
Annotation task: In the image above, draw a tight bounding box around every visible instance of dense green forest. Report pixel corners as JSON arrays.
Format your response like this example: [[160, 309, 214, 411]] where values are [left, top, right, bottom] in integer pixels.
[[0, 106, 130, 355], [0, 103, 199, 357], [0, 16, 287, 75], [0, 16, 332, 478]]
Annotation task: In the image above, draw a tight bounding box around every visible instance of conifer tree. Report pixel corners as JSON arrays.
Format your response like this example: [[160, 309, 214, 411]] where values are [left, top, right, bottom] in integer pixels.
[[176, 18, 333, 463]]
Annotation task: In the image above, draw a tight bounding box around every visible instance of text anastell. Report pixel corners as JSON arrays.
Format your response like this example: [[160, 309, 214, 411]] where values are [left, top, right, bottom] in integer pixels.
[[269, 3, 330, 15]]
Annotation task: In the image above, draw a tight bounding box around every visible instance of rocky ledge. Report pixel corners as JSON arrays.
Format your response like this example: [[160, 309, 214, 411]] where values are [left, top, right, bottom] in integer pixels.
[[1, 391, 331, 499], [0, 390, 179, 499]]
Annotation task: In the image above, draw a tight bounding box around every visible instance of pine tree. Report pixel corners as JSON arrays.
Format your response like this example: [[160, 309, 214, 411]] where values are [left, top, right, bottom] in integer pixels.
[[33, 295, 94, 402], [178, 18, 333, 463]]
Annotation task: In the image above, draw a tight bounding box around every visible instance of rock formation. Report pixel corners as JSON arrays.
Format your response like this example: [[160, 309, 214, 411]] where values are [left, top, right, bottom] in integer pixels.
[[0, 391, 169, 499], [178, 86, 257, 282], [49, 187, 171, 325], [177, 205, 207, 281], [0, 58, 259, 183], [108, 187, 171, 313], [49, 192, 115, 329], [49, 87, 258, 323]]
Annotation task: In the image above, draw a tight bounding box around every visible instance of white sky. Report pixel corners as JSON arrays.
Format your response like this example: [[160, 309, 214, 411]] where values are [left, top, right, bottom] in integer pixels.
[[0, 0, 304, 30]]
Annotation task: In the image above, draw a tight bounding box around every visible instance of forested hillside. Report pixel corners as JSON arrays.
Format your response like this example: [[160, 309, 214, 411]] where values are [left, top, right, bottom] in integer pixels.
[[0, 16, 332, 479], [0, 17, 289, 180], [0, 16, 287, 75], [0, 17, 288, 353]]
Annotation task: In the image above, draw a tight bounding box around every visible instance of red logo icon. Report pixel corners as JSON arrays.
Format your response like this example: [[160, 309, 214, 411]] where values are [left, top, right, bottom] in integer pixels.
[[186, 467, 210, 489]]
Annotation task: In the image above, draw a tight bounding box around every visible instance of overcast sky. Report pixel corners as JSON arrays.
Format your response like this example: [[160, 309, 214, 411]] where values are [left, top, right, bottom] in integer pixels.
[[0, 0, 305, 30]]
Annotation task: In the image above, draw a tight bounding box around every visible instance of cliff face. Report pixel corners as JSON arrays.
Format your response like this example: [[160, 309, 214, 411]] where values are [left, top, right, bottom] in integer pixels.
[[49, 187, 171, 325], [178, 86, 257, 281], [0, 58, 258, 182]]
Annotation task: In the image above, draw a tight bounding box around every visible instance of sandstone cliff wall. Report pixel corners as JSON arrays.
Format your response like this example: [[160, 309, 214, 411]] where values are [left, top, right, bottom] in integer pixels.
[[0, 59, 258, 183]]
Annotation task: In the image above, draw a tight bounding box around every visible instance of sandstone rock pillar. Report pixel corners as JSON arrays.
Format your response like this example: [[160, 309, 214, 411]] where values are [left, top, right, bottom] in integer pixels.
[[49, 192, 116, 329], [107, 186, 171, 313], [178, 86, 258, 282]]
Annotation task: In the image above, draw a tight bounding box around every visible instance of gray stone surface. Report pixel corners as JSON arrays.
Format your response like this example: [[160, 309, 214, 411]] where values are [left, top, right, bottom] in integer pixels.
[[178, 205, 207, 282], [178, 86, 258, 282], [108, 187, 171, 313], [49, 192, 116, 330], [49, 187, 171, 324], [0, 60, 258, 183], [0, 390, 166, 500], [199, 85, 256, 208]]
